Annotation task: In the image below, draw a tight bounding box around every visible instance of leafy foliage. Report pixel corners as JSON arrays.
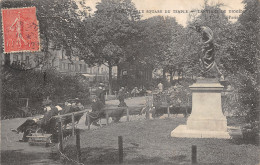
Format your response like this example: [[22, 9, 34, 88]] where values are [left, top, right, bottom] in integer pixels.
[[81, 0, 141, 93], [221, 0, 259, 123], [1, 66, 90, 116]]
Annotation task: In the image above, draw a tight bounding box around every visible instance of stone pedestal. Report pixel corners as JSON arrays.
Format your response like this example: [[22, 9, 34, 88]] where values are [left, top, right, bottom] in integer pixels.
[[171, 79, 230, 139]]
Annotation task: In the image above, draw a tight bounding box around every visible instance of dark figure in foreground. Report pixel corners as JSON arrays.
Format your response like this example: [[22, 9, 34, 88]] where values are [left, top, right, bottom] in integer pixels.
[[190, 22, 224, 79], [85, 97, 105, 126], [13, 104, 59, 142]]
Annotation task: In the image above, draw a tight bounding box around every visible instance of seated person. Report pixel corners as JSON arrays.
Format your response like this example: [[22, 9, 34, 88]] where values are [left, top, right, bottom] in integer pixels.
[[39, 104, 59, 130], [77, 102, 84, 110], [131, 87, 139, 97], [71, 102, 83, 124], [71, 102, 81, 112], [55, 105, 63, 112], [12, 118, 39, 142], [85, 97, 104, 126], [60, 101, 83, 127], [60, 102, 72, 115]]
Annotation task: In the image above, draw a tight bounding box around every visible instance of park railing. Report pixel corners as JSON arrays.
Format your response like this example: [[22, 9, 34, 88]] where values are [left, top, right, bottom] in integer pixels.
[[52, 109, 89, 164], [52, 106, 132, 164]]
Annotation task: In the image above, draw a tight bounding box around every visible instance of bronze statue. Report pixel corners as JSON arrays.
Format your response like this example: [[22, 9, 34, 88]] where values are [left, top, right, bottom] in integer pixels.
[[190, 22, 224, 80]]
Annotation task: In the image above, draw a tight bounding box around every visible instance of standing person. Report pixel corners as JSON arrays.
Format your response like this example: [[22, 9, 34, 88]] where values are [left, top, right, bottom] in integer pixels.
[[158, 82, 163, 93], [96, 83, 106, 105], [118, 87, 127, 107], [131, 87, 138, 98]]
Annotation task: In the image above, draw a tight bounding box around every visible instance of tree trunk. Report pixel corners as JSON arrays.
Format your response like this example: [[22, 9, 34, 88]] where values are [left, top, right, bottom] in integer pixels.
[[117, 64, 121, 88], [170, 70, 173, 85], [108, 63, 112, 95]]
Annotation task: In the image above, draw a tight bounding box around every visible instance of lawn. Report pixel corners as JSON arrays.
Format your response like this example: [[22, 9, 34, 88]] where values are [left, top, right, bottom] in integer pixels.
[[63, 117, 259, 165]]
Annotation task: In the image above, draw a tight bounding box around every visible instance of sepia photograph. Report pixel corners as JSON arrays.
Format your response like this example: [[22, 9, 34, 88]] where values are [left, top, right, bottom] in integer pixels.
[[0, 0, 259, 164]]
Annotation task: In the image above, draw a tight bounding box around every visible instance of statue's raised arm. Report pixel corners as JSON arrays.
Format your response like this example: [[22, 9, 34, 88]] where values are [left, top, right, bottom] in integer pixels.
[[201, 26, 213, 44]]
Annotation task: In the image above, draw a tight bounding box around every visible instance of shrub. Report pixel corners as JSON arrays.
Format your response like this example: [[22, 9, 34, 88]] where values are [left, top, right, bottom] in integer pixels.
[[1, 66, 90, 117]]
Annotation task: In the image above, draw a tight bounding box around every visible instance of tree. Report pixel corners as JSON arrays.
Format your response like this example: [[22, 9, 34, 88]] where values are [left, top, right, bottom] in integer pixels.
[[137, 16, 184, 84], [83, 0, 140, 94], [222, 0, 259, 122]]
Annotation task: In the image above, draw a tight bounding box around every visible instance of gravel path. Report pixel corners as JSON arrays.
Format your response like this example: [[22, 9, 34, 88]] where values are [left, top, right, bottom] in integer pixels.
[[1, 117, 61, 165]]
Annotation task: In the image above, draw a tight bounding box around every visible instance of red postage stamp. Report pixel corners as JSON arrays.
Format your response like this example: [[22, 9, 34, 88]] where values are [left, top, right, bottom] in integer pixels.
[[2, 7, 40, 53]]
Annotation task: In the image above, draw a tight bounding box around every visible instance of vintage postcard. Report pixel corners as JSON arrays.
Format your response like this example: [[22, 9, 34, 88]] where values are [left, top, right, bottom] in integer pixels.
[[1, 0, 259, 164]]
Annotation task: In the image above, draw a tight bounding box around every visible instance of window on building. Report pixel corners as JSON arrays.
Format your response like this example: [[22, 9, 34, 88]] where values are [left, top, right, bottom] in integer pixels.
[[25, 56, 29, 65], [59, 62, 62, 70], [79, 64, 82, 72], [34, 56, 39, 65], [13, 55, 18, 62], [62, 63, 65, 70], [84, 64, 87, 72], [75, 64, 78, 71], [68, 63, 71, 71], [71, 64, 73, 71]]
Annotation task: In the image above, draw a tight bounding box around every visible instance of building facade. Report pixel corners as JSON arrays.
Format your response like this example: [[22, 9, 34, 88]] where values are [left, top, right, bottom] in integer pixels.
[[2, 48, 117, 83]]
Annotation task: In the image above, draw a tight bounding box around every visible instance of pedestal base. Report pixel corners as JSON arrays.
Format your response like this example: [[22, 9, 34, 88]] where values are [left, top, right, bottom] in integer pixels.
[[171, 125, 230, 139], [187, 117, 228, 132]]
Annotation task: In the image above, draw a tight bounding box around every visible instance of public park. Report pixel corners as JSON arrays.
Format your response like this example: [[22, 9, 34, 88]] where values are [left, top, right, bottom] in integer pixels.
[[0, 0, 259, 164]]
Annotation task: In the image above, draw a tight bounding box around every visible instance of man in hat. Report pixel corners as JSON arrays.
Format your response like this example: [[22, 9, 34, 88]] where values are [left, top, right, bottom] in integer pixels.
[[96, 83, 106, 105], [118, 87, 127, 107]]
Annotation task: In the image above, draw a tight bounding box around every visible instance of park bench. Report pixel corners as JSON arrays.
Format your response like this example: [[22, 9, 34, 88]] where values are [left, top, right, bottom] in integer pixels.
[[145, 92, 192, 118]]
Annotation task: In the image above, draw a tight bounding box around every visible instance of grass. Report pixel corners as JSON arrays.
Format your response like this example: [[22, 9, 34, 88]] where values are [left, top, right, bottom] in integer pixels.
[[63, 117, 259, 165]]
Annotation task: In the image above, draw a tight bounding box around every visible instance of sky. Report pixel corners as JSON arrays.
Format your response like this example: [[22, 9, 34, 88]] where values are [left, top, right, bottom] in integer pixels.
[[80, 0, 245, 26]]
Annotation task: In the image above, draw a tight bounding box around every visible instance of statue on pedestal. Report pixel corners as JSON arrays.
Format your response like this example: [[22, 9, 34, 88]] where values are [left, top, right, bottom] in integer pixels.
[[190, 21, 224, 80]]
